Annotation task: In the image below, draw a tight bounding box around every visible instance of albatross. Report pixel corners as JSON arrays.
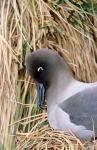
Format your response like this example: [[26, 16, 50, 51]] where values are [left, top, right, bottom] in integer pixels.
[[26, 48, 97, 141]]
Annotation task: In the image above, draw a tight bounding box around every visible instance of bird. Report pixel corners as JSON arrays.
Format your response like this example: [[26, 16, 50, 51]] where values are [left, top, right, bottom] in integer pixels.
[[26, 48, 97, 141]]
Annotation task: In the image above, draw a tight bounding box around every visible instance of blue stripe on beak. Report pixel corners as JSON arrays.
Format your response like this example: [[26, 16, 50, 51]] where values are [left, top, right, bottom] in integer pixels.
[[36, 83, 45, 108]]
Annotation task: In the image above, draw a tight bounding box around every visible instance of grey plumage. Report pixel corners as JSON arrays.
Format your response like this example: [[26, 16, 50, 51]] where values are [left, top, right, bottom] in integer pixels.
[[59, 86, 97, 134], [26, 48, 97, 141]]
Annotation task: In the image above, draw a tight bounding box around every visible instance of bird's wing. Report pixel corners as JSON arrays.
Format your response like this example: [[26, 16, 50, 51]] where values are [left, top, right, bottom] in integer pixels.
[[59, 85, 97, 134]]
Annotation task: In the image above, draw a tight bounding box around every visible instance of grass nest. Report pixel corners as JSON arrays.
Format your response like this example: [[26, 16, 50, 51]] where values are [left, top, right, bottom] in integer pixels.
[[0, 0, 97, 149]]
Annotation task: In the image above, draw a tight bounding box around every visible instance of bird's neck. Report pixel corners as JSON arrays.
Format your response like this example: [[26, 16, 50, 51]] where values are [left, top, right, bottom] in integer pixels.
[[46, 69, 73, 105], [46, 69, 87, 111]]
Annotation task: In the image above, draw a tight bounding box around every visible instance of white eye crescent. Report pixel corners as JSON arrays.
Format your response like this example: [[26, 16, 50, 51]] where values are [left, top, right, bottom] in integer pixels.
[[37, 67, 44, 72]]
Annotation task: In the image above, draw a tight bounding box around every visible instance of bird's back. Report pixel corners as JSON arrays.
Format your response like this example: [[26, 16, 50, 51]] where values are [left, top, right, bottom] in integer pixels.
[[59, 84, 97, 137]]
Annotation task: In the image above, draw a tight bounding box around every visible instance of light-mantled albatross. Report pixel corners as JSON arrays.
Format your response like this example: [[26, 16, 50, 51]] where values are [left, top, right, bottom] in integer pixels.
[[26, 48, 97, 141]]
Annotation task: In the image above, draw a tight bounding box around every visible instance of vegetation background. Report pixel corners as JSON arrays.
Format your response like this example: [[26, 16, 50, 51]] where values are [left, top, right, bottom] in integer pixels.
[[0, 0, 97, 149]]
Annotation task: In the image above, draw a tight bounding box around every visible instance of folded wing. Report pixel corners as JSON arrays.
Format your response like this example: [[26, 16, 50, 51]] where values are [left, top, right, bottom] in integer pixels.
[[59, 85, 97, 136]]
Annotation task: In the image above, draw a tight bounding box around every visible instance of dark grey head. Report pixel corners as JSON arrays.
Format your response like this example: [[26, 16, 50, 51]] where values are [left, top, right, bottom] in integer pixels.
[[26, 48, 71, 89]]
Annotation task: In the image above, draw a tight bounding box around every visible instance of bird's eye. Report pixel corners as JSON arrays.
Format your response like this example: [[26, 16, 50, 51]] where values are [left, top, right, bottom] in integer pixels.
[[37, 67, 44, 72]]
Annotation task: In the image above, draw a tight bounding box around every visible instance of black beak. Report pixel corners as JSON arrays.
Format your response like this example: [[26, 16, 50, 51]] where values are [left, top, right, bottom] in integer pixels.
[[36, 83, 45, 109]]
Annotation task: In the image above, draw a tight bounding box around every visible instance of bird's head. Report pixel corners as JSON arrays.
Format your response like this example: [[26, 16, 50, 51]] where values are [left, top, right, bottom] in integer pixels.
[[26, 48, 61, 89], [26, 48, 71, 108]]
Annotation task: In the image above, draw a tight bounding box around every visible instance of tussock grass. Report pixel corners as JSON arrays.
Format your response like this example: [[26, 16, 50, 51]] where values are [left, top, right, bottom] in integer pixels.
[[0, 0, 97, 149]]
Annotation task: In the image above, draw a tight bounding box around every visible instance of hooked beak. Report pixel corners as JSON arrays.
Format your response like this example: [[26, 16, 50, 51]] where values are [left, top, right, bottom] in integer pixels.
[[36, 83, 45, 109]]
